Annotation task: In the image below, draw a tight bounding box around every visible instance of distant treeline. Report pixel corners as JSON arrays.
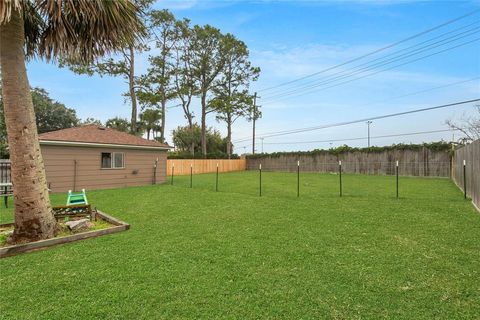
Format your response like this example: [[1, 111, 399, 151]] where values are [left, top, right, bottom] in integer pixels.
[[168, 152, 240, 160], [247, 142, 452, 159]]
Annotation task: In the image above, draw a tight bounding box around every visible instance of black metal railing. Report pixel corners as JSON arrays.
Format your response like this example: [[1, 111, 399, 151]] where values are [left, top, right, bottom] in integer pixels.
[[0, 160, 11, 184]]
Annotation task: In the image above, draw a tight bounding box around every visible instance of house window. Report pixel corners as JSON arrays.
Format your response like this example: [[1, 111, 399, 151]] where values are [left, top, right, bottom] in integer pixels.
[[101, 152, 124, 169], [114, 153, 124, 168], [101, 153, 112, 169]]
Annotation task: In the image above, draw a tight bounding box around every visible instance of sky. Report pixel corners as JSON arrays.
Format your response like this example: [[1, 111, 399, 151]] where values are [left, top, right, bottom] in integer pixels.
[[25, 0, 480, 154]]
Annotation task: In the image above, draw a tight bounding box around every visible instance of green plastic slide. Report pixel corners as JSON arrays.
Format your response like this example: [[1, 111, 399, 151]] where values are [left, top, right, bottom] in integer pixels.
[[67, 189, 88, 206]]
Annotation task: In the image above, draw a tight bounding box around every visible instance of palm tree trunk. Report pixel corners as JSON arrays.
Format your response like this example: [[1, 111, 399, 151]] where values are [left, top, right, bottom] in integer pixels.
[[128, 45, 138, 134], [0, 9, 56, 243]]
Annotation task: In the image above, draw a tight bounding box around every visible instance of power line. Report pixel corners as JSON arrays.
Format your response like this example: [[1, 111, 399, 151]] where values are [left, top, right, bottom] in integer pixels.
[[261, 34, 480, 104], [261, 24, 480, 102], [238, 98, 480, 141], [233, 98, 480, 143], [261, 128, 460, 145], [261, 37, 480, 104], [261, 76, 480, 112], [235, 128, 462, 149], [257, 10, 479, 94], [262, 30, 480, 102], [262, 20, 480, 99], [359, 77, 480, 107]]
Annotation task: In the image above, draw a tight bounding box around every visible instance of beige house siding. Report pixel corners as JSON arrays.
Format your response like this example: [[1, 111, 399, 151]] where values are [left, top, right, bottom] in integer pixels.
[[40, 145, 167, 192]]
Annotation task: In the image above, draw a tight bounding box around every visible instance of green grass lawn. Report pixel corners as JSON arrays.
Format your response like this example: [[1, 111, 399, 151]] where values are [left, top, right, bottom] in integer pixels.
[[0, 171, 479, 319]]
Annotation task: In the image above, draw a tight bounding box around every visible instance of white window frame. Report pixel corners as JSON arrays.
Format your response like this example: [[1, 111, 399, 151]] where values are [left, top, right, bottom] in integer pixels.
[[101, 152, 125, 169]]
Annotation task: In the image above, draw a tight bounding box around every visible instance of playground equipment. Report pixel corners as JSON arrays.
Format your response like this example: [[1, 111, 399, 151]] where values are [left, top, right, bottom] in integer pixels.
[[67, 189, 88, 206]]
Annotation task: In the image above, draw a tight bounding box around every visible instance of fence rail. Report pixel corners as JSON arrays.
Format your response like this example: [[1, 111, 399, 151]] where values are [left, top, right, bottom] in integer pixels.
[[166, 159, 246, 176], [452, 140, 480, 210]]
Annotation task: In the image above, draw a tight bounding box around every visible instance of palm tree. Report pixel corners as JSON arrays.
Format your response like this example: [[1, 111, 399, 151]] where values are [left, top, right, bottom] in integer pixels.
[[0, 1, 143, 243], [139, 109, 162, 140], [105, 117, 131, 133]]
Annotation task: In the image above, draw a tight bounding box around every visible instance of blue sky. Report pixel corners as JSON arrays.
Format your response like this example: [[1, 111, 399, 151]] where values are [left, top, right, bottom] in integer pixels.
[[26, 0, 480, 153]]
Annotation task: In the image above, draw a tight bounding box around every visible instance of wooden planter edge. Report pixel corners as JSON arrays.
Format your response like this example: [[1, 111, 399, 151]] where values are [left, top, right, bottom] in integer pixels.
[[0, 211, 129, 258]]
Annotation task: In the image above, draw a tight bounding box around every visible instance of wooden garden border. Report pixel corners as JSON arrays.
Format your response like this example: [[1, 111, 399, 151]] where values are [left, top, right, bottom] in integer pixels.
[[0, 210, 129, 258]]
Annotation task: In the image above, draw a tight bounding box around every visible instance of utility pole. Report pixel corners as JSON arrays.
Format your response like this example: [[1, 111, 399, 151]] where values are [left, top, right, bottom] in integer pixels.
[[366, 120, 372, 147], [252, 92, 257, 154]]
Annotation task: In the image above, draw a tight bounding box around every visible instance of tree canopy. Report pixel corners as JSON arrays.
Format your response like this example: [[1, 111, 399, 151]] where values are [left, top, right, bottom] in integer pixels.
[[209, 33, 260, 158], [0, 5, 260, 161], [31, 88, 80, 134], [139, 108, 162, 140], [79, 117, 103, 126], [171, 123, 235, 158], [57, 0, 152, 134], [136, 9, 179, 142], [105, 117, 131, 133], [0, 87, 80, 158]]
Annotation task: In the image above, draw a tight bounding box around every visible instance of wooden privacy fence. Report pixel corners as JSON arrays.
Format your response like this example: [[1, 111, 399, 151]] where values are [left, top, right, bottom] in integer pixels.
[[452, 139, 480, 210], [166, 159, 246, 176], [247, 148, 452, 177]]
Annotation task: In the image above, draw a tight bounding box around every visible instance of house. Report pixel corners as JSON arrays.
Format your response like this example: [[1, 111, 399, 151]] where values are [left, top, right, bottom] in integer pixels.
[[38, 125, 170, 192]]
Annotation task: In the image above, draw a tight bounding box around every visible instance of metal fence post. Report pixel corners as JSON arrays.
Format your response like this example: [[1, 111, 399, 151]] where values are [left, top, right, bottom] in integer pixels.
[[463, 159, 467, 199], [259, 163, 262, 197], [153, 158, 158, 185], [297, 160, 300, 197], [73, 159, 77, 192], [190, 163, 193, 188], [339, 160, 342, 197], [3, 185, 7, 208], [171, 163, 174, 185], [216, 163, 219, 192], [396, 160, 399, 199]]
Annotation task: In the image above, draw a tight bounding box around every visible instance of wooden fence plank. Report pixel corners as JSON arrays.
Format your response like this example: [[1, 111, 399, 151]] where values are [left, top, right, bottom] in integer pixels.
[[453, 139, 480, 211], [166, 159, 246, 176], [246, 148, 452, 177]]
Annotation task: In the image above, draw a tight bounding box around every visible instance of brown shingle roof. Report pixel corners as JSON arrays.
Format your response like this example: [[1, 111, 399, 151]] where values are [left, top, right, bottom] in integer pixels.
[[39, 125, 170, 149]]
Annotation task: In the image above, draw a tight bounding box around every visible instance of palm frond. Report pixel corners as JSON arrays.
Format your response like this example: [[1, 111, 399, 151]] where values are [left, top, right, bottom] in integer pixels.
[[36, 0, 145, 63], [0, 0, 21, 25], [23, 1, 44, 58], [2, 0, 144, 63]]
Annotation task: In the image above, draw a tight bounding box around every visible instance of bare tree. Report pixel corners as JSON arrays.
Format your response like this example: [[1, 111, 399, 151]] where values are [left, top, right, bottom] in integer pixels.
[[446, 104, 480, 142]]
